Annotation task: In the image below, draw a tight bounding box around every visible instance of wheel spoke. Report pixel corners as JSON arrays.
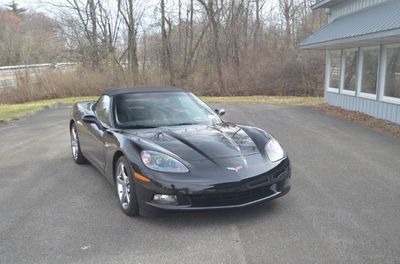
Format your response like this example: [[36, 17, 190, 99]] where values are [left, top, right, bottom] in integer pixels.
[[116, 176, 124, 185], [121, 166, 127, 178], [117, 164, 125, 176], [72, 128, 78, 141], [70, 127, 80, 159]]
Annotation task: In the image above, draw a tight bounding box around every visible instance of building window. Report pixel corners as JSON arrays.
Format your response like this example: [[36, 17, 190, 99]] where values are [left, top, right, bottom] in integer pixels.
[[360, 47, 379, 95], [343, 49, 358, 92], [328, 50, 341, 90], [384, 46, 400, 100]]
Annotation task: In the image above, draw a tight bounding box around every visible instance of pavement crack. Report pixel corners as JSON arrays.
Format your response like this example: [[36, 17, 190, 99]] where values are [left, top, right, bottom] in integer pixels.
[[230, 224, 248, 264]]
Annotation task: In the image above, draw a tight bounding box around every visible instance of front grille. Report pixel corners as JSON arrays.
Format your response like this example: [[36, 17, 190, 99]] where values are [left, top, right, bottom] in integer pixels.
[[189, 158, 290, 207], [190, 185, 276, 207]]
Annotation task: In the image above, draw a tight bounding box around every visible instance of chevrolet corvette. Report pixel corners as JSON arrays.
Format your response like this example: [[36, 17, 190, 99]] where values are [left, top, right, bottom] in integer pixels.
[[69, 86, 291, 216]]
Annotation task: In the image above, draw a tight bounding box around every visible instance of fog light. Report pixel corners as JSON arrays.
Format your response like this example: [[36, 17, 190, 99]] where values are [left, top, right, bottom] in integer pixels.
[[283, 178, 291, 189], [153, 194, 177, 204]]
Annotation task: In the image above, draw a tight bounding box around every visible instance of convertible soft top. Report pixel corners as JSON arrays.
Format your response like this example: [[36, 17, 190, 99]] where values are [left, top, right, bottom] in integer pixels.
[[103, 86, 188, 96]]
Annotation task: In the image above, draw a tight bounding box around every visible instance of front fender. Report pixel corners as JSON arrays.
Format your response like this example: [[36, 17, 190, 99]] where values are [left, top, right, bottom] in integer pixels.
[[238, 125, 273, 156], [104, 133, 146, 185]]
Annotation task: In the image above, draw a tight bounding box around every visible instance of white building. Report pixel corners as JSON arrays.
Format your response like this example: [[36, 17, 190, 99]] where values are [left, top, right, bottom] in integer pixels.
[[301, 0, 400, 124]]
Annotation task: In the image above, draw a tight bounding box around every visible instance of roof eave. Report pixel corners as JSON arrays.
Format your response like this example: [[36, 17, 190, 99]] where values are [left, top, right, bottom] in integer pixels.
[[311, 0, 346, 10], [299, 28, 400, 49]]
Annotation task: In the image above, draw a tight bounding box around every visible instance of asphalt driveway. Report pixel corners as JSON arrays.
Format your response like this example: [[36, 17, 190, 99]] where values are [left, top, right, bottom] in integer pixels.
[[0, 104, 399, 264]]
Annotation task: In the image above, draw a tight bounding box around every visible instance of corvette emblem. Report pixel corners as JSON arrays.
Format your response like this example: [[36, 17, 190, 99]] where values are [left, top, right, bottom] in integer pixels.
[[226, 165, 243, 172]]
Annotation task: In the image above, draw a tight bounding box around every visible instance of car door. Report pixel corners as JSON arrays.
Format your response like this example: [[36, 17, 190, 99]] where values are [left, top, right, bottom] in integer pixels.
[[86, 95, 112, 171]]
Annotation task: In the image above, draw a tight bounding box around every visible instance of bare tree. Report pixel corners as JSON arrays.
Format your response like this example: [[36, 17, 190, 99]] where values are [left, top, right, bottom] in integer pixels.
[[118, 0, 142, 80], [197, 0, 224, 94], [253, 0, 264, 52], [97, 1, 121, 66], [279, 0, 299, 48], [63, 0, 101, 68], [160, 0, 174, 84]]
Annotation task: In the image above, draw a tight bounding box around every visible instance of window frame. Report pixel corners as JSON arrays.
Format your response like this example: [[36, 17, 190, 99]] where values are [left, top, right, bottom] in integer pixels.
[[357, 46, 380, 100], [380, 43, 400, 105], [326, 49, 341, 93], [340, 48, 358, 96]]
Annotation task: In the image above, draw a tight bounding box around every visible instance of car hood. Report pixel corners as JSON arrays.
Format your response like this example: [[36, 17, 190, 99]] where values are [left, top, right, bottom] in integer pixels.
[[123, 123, 261, 161]]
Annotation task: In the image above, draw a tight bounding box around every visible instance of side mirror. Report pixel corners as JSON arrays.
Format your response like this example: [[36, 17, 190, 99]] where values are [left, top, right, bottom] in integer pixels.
[[82, 115, 104, 130], [214, 108, 226, 116]]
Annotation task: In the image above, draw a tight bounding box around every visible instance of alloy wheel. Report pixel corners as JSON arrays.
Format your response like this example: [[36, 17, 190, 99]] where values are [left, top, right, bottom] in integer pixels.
[[71, 126, 79, 160], [116, 161, 131, 210]]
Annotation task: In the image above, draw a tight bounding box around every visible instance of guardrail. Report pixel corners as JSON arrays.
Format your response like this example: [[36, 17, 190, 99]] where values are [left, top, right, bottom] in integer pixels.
[[0, 62, 78, 71], [0, 62, 78, 89]]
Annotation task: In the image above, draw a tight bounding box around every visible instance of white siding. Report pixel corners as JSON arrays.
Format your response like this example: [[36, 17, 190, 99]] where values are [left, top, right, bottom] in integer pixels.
[[328, 0, 388, 22], [325, 91, 400, 124], [319, 0, 400, 124]]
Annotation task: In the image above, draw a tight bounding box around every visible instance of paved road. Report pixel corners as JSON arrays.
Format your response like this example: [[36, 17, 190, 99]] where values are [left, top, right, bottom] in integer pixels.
[[0, 64, 78, 89], [0, 104, 399, 264]]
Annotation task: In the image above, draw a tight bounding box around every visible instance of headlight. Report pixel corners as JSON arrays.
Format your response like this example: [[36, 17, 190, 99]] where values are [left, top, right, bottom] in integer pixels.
[[265, 139, 285, 162], [141, 150, 189, 173]]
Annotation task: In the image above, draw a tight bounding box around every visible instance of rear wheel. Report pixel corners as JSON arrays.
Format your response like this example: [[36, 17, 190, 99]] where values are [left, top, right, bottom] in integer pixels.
[[70, 123, 87, 164], [115, 156, 139, 216]]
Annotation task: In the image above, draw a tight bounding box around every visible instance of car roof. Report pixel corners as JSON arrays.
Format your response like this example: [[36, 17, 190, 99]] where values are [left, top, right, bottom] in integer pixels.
[[103, 86, 188, 96]]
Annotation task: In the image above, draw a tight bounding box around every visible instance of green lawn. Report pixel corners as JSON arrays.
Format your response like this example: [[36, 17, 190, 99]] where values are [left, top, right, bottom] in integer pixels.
[[0, 96, 322, 122], [201, 96, 323, 105], [0, 97, 97, 122]]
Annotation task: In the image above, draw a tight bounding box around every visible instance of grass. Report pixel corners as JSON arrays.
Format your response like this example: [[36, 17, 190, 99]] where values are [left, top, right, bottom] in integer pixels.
[[0, 97, 98, 122], [0, 96, 322, 122], [201, 96, 323, 105]]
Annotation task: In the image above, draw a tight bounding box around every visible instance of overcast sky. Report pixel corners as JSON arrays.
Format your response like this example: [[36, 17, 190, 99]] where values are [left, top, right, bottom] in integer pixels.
[[0, 0, 282, 31], [0, 0, 51, 12], [1, 0, 280, 14]]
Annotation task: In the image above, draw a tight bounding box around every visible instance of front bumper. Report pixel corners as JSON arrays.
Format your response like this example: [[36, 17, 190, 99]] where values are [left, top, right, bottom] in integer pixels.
[[135, 158, 291, 212], [145, 183, 290, 212]]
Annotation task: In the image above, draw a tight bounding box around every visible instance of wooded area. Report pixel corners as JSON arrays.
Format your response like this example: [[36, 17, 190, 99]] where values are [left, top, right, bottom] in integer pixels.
[[0, 0, 327, 103]]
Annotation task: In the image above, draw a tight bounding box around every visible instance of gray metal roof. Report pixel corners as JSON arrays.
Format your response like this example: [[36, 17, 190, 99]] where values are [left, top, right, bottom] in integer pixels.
[[300, 0, 400, 49]]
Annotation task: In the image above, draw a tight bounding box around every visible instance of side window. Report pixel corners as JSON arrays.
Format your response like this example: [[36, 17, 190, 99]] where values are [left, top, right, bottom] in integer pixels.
[[95, 95, 111, 126]]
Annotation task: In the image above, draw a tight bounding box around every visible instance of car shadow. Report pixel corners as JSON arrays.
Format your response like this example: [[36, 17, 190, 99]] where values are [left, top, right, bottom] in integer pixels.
[[136, 199, 288, 227]]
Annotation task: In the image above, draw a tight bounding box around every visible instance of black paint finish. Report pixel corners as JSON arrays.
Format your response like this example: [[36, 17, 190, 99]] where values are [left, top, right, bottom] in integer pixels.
[[70, 87, 291, 213]]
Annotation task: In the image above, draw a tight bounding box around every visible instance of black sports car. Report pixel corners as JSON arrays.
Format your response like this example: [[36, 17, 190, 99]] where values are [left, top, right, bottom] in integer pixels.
[[70, 86, 291, 216]]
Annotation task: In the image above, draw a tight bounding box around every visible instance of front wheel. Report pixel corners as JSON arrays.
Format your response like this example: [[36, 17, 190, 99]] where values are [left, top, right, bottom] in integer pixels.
[[115, 156, 139, 216], [70, 123, 87, 164]]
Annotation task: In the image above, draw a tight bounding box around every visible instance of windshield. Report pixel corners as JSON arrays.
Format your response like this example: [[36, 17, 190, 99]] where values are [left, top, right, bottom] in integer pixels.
[[113, 92, 221, 128]]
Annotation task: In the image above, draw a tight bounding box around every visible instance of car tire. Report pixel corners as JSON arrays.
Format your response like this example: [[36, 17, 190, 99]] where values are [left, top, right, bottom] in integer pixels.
[[70, 123, 87, 164], [115, 156, 140, 217]]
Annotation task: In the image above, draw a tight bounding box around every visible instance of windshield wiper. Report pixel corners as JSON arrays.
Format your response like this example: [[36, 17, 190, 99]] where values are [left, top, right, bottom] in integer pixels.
[[126, 125, 158, 129], [165, 122, 199, 126]]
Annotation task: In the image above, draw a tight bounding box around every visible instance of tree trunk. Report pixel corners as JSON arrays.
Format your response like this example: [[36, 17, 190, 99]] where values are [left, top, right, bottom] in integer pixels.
[[197, 0, 224, 94], [160, 0, 174, 84], [127, 0, 138, 80], [89, 0, 99, 69], [254, 0, 261, 52]]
